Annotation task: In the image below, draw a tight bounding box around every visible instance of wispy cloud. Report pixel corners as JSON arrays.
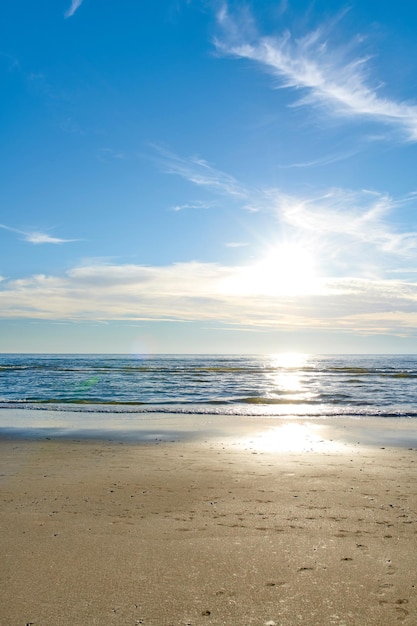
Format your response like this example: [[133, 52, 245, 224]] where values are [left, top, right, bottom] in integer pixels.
[[0, 224, 77, 245], [273, 188, 417, 262], [215, 5, 417, 141], [153, 144, 249, 199], [280, 150, 358, 169], [65, 0, 83, 19], [25, 232, 74, 244], [171, 201, 212, 212], [153, 147, 417, 275], [152, 145, 269, 214]]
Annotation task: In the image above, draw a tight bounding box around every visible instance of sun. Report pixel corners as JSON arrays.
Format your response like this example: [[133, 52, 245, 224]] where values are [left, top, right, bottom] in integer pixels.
[[222, 240, 321, 297], [255, 242, 318, 295]]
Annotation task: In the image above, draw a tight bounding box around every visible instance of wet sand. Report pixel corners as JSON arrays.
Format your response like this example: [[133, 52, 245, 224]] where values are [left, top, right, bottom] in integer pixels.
[[1, 417, 416, 625]]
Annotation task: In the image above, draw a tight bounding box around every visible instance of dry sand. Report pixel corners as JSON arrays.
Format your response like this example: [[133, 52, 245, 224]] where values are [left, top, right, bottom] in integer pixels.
[[0, 418, 416, 626]]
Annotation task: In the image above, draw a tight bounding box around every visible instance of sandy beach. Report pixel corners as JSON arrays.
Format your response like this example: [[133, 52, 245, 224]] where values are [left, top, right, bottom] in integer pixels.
[[1, 417, 416, 625]]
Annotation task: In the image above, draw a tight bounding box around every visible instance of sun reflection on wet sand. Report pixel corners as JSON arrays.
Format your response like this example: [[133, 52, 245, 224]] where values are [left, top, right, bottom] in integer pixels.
[[238, 422, 344, 453]]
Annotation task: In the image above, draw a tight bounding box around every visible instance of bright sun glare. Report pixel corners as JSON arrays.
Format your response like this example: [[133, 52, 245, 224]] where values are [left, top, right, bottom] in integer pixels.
[[257, 243, 317, 295], [222, 241, 321, 297]]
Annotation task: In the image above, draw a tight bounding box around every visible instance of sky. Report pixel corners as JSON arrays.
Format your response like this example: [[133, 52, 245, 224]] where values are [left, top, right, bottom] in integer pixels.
[[1, 0, 417, 354]]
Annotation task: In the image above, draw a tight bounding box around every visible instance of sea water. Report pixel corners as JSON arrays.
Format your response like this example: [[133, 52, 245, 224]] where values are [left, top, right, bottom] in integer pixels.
[[1, 353, 416, 419]]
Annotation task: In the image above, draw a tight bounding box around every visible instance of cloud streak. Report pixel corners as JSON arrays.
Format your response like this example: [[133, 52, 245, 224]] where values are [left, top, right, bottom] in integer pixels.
[[153, 145, 249, 199], [153, 146, 269, 214], [0, 224, 77, 245], [215, 6, 417, 141], [65, 0, 83, 19], [171, 201, 212, 212]]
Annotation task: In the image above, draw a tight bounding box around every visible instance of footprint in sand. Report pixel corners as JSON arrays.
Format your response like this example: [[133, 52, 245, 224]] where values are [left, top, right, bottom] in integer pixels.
[[377, 582, 394, 594], [379, 599, 409, 621], [385, 559, 397, 575]]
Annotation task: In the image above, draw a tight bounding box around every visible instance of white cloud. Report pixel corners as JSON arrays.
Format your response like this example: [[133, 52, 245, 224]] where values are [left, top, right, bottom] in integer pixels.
[[0, 223, 77, 245], [65, 0, 83, 19], [0, 261, 417, 337], [215, 6, 417, 141]]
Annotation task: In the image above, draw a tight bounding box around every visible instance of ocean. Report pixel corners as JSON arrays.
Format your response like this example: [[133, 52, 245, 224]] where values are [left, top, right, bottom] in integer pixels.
[[0, 353, 416, 418]]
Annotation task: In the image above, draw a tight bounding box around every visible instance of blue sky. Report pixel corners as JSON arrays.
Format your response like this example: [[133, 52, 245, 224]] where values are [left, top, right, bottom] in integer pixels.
[[1, 0, 417, 353]]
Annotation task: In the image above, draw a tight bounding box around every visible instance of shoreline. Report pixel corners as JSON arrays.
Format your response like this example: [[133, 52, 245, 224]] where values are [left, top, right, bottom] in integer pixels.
[[1, 419, 416, 625], [1, 409, 417, 449]]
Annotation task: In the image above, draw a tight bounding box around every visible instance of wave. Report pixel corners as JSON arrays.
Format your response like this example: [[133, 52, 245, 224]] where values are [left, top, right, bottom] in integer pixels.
[[1, 362, 416, 376], [0, 395, 358, 407], [1, 401, 416, 419]]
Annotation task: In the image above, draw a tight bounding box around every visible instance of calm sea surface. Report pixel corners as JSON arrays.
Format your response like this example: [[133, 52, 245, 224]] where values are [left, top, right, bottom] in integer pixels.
[[0, 353, 416, 419]]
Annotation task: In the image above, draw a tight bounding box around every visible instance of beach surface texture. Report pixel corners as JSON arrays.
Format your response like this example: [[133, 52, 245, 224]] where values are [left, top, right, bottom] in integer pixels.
[[1, 416, 416, 626]]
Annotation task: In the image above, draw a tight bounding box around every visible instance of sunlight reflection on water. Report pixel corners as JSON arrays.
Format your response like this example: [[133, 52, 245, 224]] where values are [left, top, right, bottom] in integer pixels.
[[270, 352, 309, 369]]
